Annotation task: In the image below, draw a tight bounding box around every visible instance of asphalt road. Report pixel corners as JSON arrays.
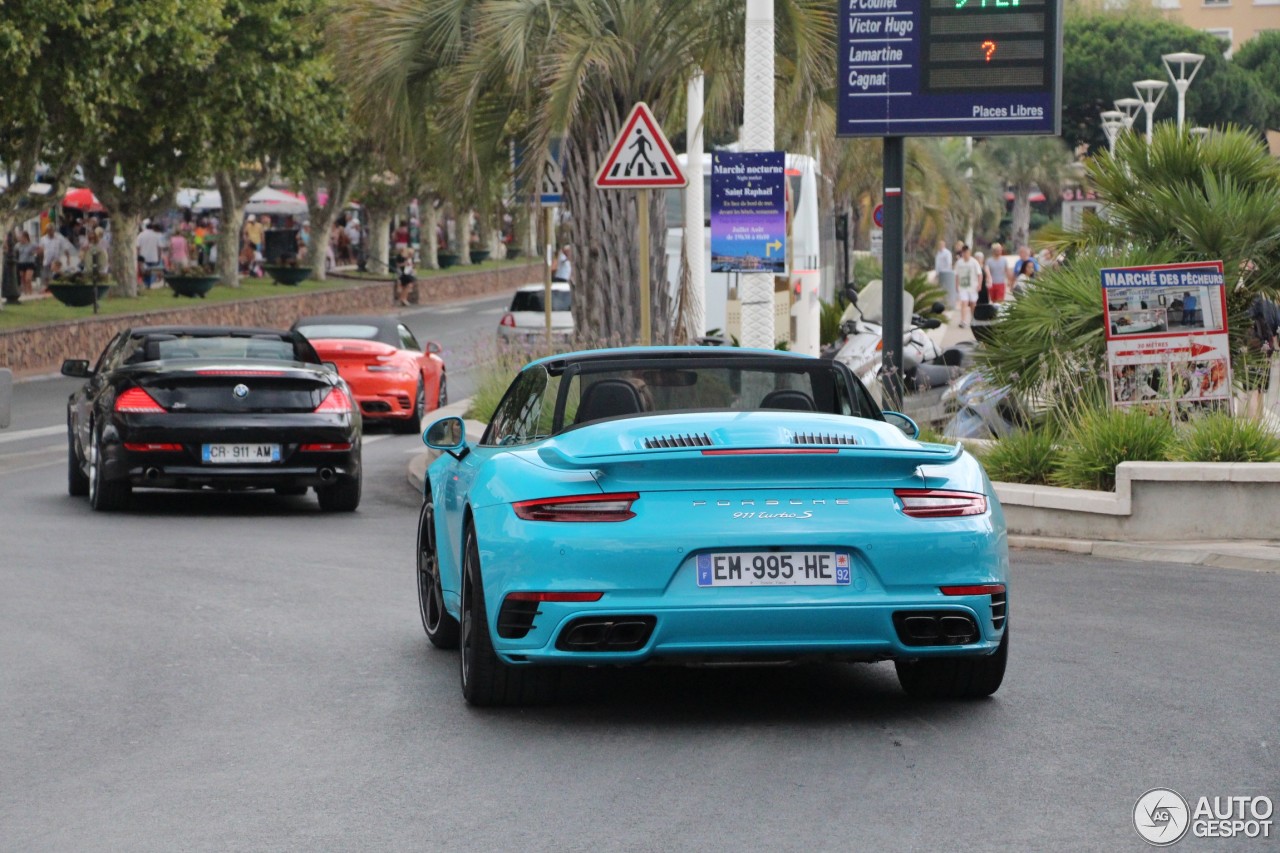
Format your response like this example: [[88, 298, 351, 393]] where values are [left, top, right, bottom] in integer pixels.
[[3, 305, 1278, 849]]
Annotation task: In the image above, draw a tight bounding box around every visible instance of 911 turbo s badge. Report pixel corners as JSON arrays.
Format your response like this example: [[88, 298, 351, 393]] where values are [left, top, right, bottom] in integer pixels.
[[233, 384, 250, 398]]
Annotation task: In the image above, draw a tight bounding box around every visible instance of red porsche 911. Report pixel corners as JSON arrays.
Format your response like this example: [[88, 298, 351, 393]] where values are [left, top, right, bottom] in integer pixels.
[[293, 315, 446, 433]]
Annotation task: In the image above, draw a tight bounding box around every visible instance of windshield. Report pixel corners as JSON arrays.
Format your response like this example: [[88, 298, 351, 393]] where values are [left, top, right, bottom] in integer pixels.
[[511, 290, 572, 312], [295, 324, 381, 341]]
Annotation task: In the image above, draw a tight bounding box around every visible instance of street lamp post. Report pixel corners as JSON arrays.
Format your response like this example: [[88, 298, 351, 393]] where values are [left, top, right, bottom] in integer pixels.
[[1133, 79, 1169, 143], [1162, 51, 1205, 132], [1114, 97, 1144, 133], [1100, 110, 1126, 154]]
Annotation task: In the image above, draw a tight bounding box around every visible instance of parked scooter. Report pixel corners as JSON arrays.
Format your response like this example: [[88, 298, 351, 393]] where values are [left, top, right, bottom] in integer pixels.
[[940, 369, 1029, 439]]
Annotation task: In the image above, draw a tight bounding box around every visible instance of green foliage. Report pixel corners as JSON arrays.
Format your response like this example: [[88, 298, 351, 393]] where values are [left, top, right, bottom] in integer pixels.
[[820, 299, 847, 346], [853, 255, 882, 289], [975, 135, 1075, 248], [1061, 9, 1279, 153], [1052, 407, 1175, 491], [904, 273, 946, 314], [1173, 413, 1280, 463], [979, 429, 1061, 486]]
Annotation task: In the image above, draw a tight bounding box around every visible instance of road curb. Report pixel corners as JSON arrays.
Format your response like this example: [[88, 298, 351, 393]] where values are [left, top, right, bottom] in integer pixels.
[[1009, 534, 1280, 573]]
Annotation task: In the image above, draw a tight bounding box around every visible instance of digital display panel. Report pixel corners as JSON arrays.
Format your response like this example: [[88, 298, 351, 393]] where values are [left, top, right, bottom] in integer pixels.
[[837, 0, 1063, 137]]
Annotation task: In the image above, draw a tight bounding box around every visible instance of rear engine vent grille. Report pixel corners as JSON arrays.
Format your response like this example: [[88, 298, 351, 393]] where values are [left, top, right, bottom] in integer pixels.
[[792, 432, 860, 446], [990, 591, 1007, 630], [644, 433, 713, 449]]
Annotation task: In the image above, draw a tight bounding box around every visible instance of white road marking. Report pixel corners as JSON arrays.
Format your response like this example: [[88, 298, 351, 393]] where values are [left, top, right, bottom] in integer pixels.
[[0, 425, 63, 445], [432, 307, 467, 315]]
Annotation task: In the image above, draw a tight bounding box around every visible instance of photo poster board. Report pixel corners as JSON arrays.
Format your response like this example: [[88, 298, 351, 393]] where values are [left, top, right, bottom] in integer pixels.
[[710, 151, 787, 275], [1101, 261, 1232, 417]]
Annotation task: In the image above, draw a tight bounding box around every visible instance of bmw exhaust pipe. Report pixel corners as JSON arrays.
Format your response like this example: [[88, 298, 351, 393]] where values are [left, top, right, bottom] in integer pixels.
[[144, 467, 160, 481], [319, 468, 335, 482]]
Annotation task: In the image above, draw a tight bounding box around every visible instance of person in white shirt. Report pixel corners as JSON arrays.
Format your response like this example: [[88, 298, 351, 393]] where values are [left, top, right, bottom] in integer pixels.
[[934, 239, 952, 274], [38, 224, 77, 286], [552, 245, 572, 283], [136, 222, 165, 289], [934, 239, 954, 308], [953, 245, 983, 329]]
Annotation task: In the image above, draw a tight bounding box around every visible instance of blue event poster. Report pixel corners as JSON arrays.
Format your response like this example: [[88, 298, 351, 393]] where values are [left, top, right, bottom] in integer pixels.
[[710, 152, 787, 274]]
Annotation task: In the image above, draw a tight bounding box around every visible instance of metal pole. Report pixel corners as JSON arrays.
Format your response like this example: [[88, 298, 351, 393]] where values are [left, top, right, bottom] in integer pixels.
[[638, 190, 651, 346], [685, 70, 705, 342], [881, 137, 905, 411], [544, 206, 554, 343], [739, 0, 776, 350]]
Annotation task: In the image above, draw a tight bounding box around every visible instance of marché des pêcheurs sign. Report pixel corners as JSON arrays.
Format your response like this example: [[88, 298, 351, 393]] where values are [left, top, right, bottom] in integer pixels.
[[837, 0, 1063, 137], [1101, 261, 1232, 415]]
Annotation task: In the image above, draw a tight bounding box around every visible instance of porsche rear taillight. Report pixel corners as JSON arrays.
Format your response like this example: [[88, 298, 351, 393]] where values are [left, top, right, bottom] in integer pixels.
[[499, 313, 516, 328], [512, 492, 639, 522], [114, 387, 165, 413], [314, 387, 353, 413], [894, 489, 987, 518], [504, 591, 605, 603]]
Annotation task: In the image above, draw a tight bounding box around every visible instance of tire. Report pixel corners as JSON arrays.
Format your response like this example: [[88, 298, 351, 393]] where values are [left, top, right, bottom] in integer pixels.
[[316, 474, 361, 512], [436, 373, 448, 409], [895, 628, 1008, 700], [417, 495, 459, 648], [394, 380, 426, 434], [459, 525, 560, 706], [87, 427, 130, 512], [68, 426, 89, 497], [274, 486, 308, 497]]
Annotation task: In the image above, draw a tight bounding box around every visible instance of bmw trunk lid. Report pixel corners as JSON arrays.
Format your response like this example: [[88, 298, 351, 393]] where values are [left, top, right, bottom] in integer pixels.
[[126, 362, 337, 413]]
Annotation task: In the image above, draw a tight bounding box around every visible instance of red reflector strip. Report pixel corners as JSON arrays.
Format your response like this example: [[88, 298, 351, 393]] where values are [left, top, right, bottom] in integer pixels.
[[505, 591, 604, 603], [513, 492, 639, 522], [894, 489, 987, 518], [114, 387, 166, 413], [700, 448, 839, 456], [940, 584, 1006, 596], [299, 443, 352, 452], [123, 443, 182, 452], [195, 370, 286, 376]]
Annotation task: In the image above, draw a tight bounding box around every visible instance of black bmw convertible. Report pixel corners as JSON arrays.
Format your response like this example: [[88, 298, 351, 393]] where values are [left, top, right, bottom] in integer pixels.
[[63, 326, 362, 512]]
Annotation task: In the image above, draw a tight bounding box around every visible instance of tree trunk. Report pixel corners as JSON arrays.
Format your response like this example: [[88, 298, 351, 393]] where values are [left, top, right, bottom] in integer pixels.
[[109, 211, 142, 298], [522, 200, 537, 257], [457, 207, 473, 265], [422, 202, 440, 270], [214, 172, 243, 288], [369, 210, 391, 276], [303, 173, 354, 282], [1011, 183, 1032, 251]]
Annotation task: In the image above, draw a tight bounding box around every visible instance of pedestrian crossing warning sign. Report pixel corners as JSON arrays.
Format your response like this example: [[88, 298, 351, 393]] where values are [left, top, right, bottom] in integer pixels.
[[594, 102, 687, 189]]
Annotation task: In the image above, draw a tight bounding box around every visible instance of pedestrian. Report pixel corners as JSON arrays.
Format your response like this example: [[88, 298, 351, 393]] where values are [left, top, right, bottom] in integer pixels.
[[83, 227, 110, 279], [39, 223, 76, 286], [297, 223, 311, 262], [1015, 244, 1039, 274], [395, 246, 416, 307], [168, 225, 191, 271], [16, 230, 38, 295], [552, 244, 572, 283], [953, 245, 982, 328], [346, 216, 365, 271], [1012, 258, 1036, 299], [934, 238, 954, 308], [985, 242, 1009, 303], [136, 222, 165, 289], [242, 214, 265, 253]]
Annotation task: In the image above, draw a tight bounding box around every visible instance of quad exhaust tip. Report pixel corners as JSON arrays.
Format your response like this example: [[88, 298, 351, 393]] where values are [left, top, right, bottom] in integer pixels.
[[892, 611, 979, 647], [556, 616, 656, 652]]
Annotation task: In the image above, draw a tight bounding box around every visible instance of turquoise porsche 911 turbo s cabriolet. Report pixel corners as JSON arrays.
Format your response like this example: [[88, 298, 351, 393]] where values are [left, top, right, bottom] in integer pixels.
[[416, 347, 1008, 706]]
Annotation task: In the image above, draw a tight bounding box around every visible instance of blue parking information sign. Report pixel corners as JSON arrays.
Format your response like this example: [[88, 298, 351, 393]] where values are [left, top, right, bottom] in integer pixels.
[[838, 0, 1063, 137]]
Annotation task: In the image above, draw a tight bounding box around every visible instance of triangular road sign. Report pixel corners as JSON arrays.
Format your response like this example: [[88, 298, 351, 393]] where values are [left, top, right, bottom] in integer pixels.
[[594, 102, 687, 189]]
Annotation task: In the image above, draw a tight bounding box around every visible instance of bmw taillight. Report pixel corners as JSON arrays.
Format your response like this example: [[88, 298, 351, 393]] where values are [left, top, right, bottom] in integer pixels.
[[499, 313, 516, 328], [300, 442, 352, 452], [512, 492, 639, 522], [123, 442, 182, 452], [894, 489, 987, 518], [314, 387, 353, 413], [114, 387, 165, 413]]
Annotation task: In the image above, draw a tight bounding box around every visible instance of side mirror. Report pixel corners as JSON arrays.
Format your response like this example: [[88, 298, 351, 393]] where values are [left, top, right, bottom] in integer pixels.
[[61, 359, 92, 379], [844, 285, 858, 304], [930, 300, 946, 315], [882, 411, 920, 439], [424, 416, 466, 452], [425, 341, 442, 355]]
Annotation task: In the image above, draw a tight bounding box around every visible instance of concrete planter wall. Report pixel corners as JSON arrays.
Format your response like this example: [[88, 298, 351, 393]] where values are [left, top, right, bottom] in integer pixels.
[[0, 262, 540, 377], [995, 462, 1280, 541]]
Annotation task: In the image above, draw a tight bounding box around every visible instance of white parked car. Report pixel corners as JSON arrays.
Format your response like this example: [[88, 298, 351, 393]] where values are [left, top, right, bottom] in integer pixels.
[[497, 283, 574, 341]]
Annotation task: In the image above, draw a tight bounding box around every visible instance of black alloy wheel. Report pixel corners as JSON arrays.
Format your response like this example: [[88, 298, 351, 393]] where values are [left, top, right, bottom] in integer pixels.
[[459, 525, 559, 707], [67, 424, 89, 497], [417, 495, 459, 648], [87, 427, 130, 512]]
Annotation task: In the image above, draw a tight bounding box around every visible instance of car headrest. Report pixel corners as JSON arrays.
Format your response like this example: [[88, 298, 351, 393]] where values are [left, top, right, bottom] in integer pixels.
[[575, 378, 646, 424], [140, 335, 179, 362], [759, 389, 816, 411]]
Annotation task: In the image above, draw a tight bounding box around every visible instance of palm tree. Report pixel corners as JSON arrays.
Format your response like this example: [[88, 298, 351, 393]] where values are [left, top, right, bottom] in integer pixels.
[[977, 135, 1076, 250], [334, 0, 835, 344]]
